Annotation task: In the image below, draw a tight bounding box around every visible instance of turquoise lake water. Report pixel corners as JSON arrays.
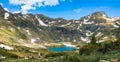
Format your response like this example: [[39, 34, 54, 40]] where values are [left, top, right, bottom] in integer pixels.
[[47, 46, 75, 52]]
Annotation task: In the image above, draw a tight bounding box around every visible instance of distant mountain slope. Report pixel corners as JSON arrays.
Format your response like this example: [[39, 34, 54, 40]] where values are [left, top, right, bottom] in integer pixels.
[[0, 5, 120, 49]]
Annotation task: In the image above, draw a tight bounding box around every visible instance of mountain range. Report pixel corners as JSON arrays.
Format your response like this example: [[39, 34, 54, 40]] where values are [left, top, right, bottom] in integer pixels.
[[0, 5, 120, 50]]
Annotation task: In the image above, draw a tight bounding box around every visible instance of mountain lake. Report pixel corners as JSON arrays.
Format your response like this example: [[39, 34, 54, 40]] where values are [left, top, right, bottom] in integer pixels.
[[47, 46, 75, 52]]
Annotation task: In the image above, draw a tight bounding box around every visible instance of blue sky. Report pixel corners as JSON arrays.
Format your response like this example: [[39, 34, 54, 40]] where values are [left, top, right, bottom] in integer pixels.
[[0, 0, 120, 20]]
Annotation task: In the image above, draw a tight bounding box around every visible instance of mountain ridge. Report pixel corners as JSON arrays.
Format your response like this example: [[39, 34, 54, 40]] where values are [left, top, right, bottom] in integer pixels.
[[0, 5, 120, 49]]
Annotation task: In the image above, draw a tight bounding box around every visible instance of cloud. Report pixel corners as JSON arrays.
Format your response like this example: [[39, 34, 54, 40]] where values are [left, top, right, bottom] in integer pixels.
[[0, 3, 3, 6], [4, 8, 9, 12], [44, 0, 59, 6], [9, 0, 64, 14], [73, 8, 82, 13], [13, 11, 21, 14]]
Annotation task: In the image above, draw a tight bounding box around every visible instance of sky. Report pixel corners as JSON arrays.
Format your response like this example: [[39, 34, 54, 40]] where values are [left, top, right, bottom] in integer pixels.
[[0, 0, 120, 20]]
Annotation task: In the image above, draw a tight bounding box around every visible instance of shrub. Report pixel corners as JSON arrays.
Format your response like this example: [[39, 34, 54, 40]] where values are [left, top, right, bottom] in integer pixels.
[[90, 34, 97, 45], [79, 44, 99, 55], [97, 38, 120, 54], [44, 52, 66, 58], [10, 54, 19, 58]]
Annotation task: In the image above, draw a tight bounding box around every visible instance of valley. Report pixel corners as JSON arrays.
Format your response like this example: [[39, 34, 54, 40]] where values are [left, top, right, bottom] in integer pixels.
[[0, 4, 120, 62]]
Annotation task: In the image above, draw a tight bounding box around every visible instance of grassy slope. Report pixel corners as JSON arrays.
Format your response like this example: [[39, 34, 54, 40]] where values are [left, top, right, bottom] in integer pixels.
[[1, 50, 120, 62], [1, 39, 120, 62]]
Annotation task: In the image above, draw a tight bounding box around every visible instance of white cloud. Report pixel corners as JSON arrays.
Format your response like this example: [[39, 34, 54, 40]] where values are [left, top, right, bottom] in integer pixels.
[[44, 0, 59, 6], [4, 8, 9, 12], [73, 8, 82, 13], [21, 4, 36, 14], [0, 3, 3, 6], [9, 0, 64, 14], [13, 11, 21, 13]]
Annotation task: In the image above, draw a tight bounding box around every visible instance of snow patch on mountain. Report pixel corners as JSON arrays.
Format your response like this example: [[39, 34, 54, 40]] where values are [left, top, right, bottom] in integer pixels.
[[23, 15, 27, 18], [38, 45, 46, 48], [103, 16, 119, 22], [75, 21, 80, 23], [81, 37, 90, 43], [4, 12, 9, 19], [86, 32, 93, 36], [102, 14, 107, 17], [49, 21, 56, 24], [116, 21, 120, 25], [39, 29, 42, 31], [109, 18, 116, 21], [62, 42, 76, 47], [81, 37, 89, 42], [73, 39, 77, 42], [0, 56, 6, 59], [84, 19, 89, 22], [88, 16, 91, 18], [10, 27, 15, 32], [58, 20, 62, 22], [81, 18, 91, 25], [112, 24, 119, 28], [25, 29, 31, 35], [60, 22, 71, 27], [0, 44, 13, 50], [98, 40, 104, 43], [36, 37, 40, 40], [99, 23, 105, 26], [96, 32, 103, 37], [77, 26, 80, 30], [17, 27, 21, 29], [102, 37, 109, 40], [31, 39, 37, 43], [36, 16, 48, 26], [83, 21, 94, 24]]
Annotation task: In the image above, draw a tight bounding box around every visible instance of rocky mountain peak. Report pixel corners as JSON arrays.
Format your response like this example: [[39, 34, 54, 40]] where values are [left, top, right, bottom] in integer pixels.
[[91, 11, 108, 17]]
